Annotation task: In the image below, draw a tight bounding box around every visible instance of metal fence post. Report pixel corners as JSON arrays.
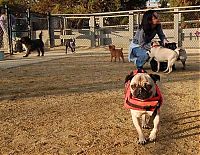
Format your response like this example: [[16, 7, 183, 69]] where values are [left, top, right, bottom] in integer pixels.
[[99, 16, 104, 46], [178, 12, 182, 47], [129, 11, 134, 41], [89, 16, 95, 47], [5, 5, 12, 54], [60, 17, 64, 46], [27, 8, 31, 39], [48, 12, 55, 48], [136, 13, 141, 26], [174, 8, 181, 46]]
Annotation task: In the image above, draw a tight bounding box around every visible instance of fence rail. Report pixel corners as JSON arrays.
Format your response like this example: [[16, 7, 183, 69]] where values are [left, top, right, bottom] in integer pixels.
[[0, 5, 199, 55], [50, 5, 200, 49]]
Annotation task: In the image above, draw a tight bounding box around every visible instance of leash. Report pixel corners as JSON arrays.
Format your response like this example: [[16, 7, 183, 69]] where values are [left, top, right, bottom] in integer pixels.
[[147, 101, 161, 127]]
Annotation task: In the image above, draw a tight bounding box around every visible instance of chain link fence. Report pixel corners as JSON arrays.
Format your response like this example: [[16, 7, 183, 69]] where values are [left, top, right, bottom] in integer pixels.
[[30, 12, 49, 48], [0, 5, 49, 56], [0, 5, 199, 58], [51, 6, 200, 49], [179, 7, 200, 48], [50, 15, 93, 48]]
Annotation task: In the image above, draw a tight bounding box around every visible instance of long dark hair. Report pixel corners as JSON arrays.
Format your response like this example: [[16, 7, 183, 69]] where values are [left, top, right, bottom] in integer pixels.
[[139, 10, 161, 43]]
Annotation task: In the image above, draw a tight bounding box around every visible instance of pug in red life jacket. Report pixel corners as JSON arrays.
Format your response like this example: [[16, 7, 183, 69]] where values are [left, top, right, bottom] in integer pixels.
[[124, 69, 162, 144]]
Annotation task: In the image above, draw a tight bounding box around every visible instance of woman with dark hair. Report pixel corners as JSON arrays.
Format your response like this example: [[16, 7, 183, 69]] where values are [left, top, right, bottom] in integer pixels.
[[128, 10, 168, 69]]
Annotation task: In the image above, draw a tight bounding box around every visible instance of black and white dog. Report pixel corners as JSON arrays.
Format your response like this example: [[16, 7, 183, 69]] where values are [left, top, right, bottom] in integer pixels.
[[19, 32, 44, 57], [66, 38, 75, 54]]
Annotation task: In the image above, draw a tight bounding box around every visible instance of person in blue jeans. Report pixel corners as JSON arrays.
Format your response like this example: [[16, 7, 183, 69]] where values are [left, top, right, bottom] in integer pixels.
[[128, 10, 169, 69]]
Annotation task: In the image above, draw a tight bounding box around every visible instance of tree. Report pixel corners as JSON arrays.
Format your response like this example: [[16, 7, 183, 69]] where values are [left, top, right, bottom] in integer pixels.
[[160, 0, 169, 7], [169, 0, 200, 6], [1, 0, 150, 14], [121, 0, 148, 10]]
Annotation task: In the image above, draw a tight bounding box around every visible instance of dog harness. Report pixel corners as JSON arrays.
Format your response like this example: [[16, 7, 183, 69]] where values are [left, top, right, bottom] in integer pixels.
[[124, 70, 163, 111]]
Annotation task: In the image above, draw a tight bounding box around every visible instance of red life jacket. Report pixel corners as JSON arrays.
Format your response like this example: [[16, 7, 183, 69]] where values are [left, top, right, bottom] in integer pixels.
[[124, 70, 163, 111]]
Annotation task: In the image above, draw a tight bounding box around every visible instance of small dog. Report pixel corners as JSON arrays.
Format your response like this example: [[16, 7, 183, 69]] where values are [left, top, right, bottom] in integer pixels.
[[19, 31, 44, 57], [174, 47, 187, 70], [66, 38, 75, 54], [108, 45, 124, 62], [148, 41, 178, 74], [124, 69, 162, 144], [150, 42, 187, 71], [150, 42, 177, 72], [164, 42, 177, 50], [164, 42, 187, 70], [14, 40, 23, 53]]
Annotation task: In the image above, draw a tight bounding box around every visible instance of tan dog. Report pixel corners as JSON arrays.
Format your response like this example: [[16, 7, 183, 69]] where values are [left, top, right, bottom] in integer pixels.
[[148, 41, 178, 74], [158, 42, 187, 70], [108, 45, 125, 62], [125, 72, 162, 144]]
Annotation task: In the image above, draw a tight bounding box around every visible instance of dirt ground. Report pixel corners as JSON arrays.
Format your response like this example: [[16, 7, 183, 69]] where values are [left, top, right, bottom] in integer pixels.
[[0, 48, 199, 155]]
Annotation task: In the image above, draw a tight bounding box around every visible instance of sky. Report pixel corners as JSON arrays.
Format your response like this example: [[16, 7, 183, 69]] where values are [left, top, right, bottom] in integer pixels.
[[149, 0, 160, 2]]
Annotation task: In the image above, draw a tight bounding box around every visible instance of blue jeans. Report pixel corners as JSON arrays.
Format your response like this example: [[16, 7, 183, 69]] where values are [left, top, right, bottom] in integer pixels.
[[128, 47, 149, 69]]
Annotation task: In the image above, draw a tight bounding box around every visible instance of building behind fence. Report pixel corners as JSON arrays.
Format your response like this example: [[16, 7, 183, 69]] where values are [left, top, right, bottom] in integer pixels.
[[0, 5, 199, 55]]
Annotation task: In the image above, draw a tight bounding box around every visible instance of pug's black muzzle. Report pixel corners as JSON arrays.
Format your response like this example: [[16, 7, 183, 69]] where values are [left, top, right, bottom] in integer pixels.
[[133, 86, 152, 100]]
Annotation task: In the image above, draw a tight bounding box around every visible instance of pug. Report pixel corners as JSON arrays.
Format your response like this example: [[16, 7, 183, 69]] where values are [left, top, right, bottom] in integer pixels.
[[124, 71, 162, 144], [152, 42, 187, 70], [148, 41, 179, 74]]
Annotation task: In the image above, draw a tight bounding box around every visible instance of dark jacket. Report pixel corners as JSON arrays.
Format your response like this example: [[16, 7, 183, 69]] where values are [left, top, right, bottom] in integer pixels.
[[132, 24, 166, 50]]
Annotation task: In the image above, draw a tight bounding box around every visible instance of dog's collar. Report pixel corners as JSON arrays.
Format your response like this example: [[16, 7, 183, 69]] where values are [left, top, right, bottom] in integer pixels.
[[151, 45, 160, 48], [133, 69, 147, 75]]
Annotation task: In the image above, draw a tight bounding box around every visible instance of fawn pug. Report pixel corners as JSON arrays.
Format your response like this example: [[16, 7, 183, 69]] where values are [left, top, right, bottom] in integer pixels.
[[150, 42, 187, 71], [124, 70, 162, 144], [148, 41, 178, 74], [108, 45, 125, 62], [164, 42, 187, 70]]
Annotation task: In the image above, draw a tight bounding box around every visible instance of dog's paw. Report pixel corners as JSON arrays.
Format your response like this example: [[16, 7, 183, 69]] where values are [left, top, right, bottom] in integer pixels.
[[142, 124, 151, 129], [149, 131, 157, 142], [137, 137, 147, 145]]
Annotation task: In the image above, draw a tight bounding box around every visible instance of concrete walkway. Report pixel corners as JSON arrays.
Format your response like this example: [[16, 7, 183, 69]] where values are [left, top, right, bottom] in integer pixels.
[[0, 47, 110, 69], [0, 47, 199, 69]]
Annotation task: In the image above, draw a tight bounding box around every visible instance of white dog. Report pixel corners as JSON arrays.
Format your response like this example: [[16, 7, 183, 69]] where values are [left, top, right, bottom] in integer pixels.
[[124, 70, 162, 144], [148, 41, 179, 74]]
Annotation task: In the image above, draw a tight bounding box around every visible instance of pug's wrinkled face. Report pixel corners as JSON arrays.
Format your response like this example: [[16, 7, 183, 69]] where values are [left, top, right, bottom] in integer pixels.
[[130, 73, 157, 100]]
